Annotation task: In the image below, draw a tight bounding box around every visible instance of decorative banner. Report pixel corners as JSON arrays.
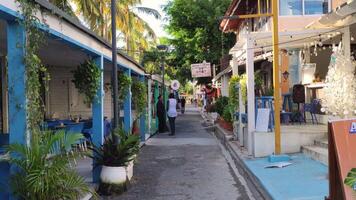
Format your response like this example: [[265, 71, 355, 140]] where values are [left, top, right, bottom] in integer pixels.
[[191, 62, 211, 78], [171, 80, 180, 91]]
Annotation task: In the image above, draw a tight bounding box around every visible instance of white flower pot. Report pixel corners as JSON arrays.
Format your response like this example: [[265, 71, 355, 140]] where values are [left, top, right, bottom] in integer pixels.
[[100, 166, 127, 184], [126, 161, 134, 181]]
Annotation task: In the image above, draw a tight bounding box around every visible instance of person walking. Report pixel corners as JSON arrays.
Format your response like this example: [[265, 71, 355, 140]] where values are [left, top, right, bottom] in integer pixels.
[[167, 93, 177, 136], [156, 95, 166, 133], [181, 97, 186, 114]]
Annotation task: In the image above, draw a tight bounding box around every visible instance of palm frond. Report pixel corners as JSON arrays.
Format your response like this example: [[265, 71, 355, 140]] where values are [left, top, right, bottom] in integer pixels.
[[133, 6, 161, 19]]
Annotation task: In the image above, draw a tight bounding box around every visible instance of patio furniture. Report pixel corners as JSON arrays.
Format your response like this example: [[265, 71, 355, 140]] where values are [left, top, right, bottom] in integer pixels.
[[282, 93, 293, 112], [304, 99, 320, 124], [65, 122, 86, 151]]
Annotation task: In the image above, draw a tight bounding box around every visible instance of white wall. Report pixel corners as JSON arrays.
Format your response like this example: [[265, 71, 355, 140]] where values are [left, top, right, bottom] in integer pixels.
[[46, 67, 113, 120]]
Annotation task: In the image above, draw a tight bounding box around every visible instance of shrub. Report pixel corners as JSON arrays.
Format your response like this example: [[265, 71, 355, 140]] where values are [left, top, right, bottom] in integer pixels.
[[222, 106, 233, 123], [228, 75, 240, 112], [215, 96, 229, 116]]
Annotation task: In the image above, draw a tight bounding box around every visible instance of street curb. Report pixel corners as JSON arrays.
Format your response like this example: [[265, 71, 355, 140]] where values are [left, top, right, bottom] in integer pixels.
[[213, 125, 273, 200]]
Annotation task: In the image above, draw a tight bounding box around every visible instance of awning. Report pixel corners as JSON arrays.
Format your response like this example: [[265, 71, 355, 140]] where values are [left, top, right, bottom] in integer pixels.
[[307, 0, 356, 29]]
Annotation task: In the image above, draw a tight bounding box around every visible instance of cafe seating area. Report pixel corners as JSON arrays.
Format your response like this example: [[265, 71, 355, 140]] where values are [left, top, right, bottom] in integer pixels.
[[42, 118, 112, 151]]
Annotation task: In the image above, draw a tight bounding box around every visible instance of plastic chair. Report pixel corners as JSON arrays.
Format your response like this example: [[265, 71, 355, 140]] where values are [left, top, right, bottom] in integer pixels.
[[65, 123, 85, 151], [304, 99, 320, 124]]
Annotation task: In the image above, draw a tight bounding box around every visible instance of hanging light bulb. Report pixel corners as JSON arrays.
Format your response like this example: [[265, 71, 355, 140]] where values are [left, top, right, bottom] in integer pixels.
[[323, 46, 326, 50], [351, 36, 355, 41]]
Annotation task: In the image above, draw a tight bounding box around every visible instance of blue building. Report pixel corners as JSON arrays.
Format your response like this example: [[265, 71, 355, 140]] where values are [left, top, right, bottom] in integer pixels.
[[0, 0, 150, 198]]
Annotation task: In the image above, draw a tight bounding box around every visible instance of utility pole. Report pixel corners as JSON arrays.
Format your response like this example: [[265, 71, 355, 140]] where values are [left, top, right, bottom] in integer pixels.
[[219, 0, 281, 154], [111, 0, 119, 130]]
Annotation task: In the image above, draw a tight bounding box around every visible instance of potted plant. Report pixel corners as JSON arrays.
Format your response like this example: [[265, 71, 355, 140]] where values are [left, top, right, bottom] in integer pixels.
[[219, 105, 233, 131], [91, 128, 139, 195], [71, 60, 101, 106], [4, 130, 96, 200]]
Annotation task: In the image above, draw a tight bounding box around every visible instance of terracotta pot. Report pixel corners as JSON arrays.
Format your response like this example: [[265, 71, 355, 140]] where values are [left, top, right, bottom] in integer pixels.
[[218, 118, 233, 132]]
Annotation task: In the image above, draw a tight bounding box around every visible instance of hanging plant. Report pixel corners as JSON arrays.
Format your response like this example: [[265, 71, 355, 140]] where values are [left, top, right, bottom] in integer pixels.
[[72, 60, 101, 105], [131, 78, 147, 119], [118, 72, 132, 103], [15, 0, 50, 134]]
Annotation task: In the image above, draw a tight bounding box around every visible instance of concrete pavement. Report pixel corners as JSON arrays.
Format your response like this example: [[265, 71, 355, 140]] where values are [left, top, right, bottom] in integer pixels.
[[112, 107, 254, 200]]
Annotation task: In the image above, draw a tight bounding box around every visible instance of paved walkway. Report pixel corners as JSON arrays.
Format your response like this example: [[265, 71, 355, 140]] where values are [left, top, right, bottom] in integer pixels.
[[113, 107, 253, 200]]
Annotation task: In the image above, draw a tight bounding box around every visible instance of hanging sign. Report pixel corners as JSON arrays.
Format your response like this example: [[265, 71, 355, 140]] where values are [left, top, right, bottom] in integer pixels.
[[191, 62, 211, 78], [171, 80, 180, 91]]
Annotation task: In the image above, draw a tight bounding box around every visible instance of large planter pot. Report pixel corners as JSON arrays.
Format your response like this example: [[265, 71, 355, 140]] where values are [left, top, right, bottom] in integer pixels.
[[126, 161, 134, 181], [218, 118, 233, 132], [100, 166, 127, 184]]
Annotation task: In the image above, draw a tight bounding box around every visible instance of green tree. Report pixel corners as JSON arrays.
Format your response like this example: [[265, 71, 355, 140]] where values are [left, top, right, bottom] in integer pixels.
[[50, 0, 160, 60], [164, 0, 235, 84]]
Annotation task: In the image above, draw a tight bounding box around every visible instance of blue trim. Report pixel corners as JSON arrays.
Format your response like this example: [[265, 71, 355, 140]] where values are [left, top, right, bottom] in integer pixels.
[[139, 75, 146, 142], [92, 55, 104, 183], [0, 4, 20, 21], [124, 69, 132, 133], [0, 4, 144, 75]]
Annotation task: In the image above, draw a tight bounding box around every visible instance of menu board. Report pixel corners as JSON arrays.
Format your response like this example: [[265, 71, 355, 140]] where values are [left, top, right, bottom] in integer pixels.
[[328, 119, 356, 200]]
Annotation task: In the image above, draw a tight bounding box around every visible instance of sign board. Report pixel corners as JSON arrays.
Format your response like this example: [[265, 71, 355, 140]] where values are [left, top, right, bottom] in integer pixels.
[[191, 62, 211, 78], [328, 119, 356, 200], [255, 108, 270, 132], [171, 80, 180, 91]]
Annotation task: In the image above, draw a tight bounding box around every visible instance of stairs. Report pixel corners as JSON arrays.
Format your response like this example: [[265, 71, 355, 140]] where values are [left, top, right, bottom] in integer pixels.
[[301, 138, 328, 165]]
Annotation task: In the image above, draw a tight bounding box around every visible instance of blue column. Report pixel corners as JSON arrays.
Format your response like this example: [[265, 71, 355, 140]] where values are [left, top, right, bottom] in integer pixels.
[[7, 21, 27, 145], [124, 69, 132, 133], [92, 55, 104, 183], [6, 21, 26, 200], [139, 75, 146, 142]]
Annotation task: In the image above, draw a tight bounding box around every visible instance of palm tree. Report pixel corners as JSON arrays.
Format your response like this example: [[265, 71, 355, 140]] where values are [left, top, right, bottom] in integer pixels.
[[52, 0, 161, 59]]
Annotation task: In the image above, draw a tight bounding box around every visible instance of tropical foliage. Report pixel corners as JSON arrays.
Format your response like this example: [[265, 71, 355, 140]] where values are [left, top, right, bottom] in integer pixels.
[[72, 60, 101, 105], [163, 0, 235, 84], [50, 0, 161, 60], [215, 96, 229, 116], [118, 72, 132, 103], [132, 78, 147, 118], [345, 168, 356, 191], [91, 128, 139, 167], [5, 130, 95, 200], [228, 75, 240, 112]]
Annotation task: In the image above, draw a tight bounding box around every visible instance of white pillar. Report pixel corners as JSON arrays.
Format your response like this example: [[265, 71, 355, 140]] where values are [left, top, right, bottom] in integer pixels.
[[342, 26, 351, 59], [245, 36, 255, 155], [232, 57, 239, 76]]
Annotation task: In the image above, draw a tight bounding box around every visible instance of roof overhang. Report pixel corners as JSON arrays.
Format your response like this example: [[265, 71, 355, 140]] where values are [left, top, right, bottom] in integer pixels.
[[307, 0, 356, 29]]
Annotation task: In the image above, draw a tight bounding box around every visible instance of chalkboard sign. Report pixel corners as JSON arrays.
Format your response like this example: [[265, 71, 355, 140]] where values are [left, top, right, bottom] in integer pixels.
[[256, 108, 270, 132]]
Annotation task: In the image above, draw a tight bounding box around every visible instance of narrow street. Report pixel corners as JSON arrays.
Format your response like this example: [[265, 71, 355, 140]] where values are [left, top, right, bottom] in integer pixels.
[[116, 107, 254, 200]]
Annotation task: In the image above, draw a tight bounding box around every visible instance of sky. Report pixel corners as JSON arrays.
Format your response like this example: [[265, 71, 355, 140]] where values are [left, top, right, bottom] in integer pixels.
[[137, 0, 170, 38]]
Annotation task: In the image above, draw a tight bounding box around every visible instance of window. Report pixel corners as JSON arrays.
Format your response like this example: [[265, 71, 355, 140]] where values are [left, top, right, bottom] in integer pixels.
[[280, 0, 329, 16], [280, 0, 302, 16]]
